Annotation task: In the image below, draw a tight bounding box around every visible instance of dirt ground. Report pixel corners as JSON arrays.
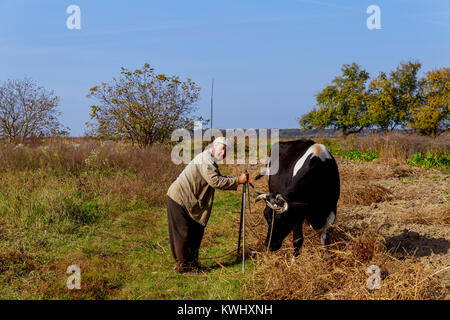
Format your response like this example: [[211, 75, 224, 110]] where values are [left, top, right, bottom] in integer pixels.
[[337, 159, 450, 290], [234, 157, 450, 296]]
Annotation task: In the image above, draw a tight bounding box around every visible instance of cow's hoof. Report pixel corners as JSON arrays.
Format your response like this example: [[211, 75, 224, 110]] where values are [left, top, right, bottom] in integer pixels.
[[322, 250, 330, 258]]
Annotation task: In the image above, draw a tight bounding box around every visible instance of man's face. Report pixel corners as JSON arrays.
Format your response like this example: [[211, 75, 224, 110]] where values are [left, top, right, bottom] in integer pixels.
[[212, 144, 226, 161]]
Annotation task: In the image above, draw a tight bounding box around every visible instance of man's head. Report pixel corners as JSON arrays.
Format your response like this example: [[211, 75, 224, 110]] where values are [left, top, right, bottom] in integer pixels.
[[211, 137, 231, 161]]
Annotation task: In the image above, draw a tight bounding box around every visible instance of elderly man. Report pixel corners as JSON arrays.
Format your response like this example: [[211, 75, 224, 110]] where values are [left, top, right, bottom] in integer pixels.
[[166, 137, 249, 273]]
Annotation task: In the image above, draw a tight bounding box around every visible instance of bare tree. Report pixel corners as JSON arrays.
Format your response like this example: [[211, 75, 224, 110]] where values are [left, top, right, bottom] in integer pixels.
[[0, 78, 68, 143]]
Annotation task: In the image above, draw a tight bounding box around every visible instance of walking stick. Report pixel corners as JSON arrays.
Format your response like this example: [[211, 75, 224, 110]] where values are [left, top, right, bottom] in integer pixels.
[[236, 170, 250, 273], [237, 184, 244, 261], [242, 182, 246, 273], [237, 171, 248, 273]]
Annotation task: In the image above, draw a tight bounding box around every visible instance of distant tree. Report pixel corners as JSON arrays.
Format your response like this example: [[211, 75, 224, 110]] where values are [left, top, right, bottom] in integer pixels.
[[367, 61, 422, 132], [0, 78, 68, 143], [367, 72, 396, 131], [388, 61, 422, 129], [411, 67, 449, 136], [86, 63, 202, 147], [299, 62, 371, 136]]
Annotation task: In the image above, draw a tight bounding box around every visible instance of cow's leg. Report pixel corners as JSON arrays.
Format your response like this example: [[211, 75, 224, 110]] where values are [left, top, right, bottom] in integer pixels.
[[320, 211, 336, 256], [320, 230, 329, 247], [292, 218, 304, 257]]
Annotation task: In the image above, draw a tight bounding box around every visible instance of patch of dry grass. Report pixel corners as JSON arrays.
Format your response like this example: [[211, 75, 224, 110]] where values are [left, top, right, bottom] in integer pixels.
[[339, 181, 392, 206], [405, 201, 450, 226], [338, 160, 393, 206], [247, 226, 445, 300], [240, 140, 449, 300]]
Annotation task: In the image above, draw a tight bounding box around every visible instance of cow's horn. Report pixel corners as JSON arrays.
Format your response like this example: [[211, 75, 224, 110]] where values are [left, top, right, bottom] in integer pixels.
[[255, 194, 267, 203]]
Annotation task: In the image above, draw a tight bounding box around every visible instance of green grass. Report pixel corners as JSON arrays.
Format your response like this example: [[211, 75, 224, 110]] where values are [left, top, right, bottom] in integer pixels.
[[334, 149, 380, 162], [0, 167, 259, 299], [124, 190, 257, 300]]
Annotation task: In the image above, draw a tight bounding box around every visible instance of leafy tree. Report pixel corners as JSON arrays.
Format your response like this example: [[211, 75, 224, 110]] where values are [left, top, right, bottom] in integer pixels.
[[367, 61, 422, 131], [299, 107, 333, 131], [367, 72, 396, 131], [86, 63, 202, 147], [0, 78, 68, 143], [299, 62, 371, 136], [388, 61, 422, 129], [411, 67, 449, 136]]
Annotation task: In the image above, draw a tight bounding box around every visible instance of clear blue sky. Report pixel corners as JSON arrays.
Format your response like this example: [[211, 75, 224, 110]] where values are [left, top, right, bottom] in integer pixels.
[[0, 0, 449, 136]]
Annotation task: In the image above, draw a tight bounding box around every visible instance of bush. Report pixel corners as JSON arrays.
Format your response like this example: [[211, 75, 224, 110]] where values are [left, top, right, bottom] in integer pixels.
[[337, 149, 380, 162], [319, 138, 379, 162], [318, 133, 449, 166], [408, 150, 450, 170]]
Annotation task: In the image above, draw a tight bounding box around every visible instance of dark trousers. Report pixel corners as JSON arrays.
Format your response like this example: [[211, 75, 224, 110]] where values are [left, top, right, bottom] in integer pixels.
[[166, 196, 205, 270]]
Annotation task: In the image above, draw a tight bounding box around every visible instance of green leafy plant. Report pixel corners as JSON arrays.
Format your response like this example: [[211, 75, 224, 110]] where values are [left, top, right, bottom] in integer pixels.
[[320, 139, 379, 162], [408, 150, 450, 170], [338, 149, 380, 162]]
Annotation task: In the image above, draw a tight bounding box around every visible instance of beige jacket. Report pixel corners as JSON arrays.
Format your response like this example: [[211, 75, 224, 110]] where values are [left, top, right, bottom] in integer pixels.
[[167, 149, 238, 226]]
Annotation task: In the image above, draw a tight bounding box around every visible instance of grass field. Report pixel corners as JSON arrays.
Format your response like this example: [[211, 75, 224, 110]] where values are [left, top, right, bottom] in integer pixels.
[[0, 134, 448, 299]]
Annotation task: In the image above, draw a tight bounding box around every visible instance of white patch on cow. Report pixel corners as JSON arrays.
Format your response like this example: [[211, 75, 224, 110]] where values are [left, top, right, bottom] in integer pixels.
[[292, 147, 315, 177], [292, 144, 331, 177]]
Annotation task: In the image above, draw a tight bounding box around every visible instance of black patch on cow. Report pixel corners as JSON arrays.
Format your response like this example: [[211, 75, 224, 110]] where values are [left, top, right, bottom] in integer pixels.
[[263, 139, 340, 252]]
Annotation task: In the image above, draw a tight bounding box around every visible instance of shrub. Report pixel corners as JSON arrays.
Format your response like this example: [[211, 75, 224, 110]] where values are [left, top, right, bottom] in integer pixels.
[[408, 150, 450, 170], [319, 138, 379, 162]]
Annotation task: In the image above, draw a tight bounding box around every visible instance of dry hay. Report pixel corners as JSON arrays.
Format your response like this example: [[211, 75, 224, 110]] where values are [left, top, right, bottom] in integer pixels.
[[338, 159, 390, 180], [404, 201, 450, 226], [337, 159, 396, 206], [339, 181, 392, 206], [235, 151, 448, 300], [247, 226, 445, 300], [338, 157, 421, 180]]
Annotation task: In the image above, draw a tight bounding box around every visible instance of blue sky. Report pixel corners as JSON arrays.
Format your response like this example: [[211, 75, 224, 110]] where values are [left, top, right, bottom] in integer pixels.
[[0, 0, 449, 136]]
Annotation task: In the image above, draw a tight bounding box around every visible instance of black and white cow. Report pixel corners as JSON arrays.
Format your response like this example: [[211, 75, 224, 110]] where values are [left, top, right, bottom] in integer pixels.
[[255, 139, 340, 256]]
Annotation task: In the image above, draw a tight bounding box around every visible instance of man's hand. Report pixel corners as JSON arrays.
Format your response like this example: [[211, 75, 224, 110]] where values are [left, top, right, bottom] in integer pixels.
[[238, 172, 249, 184]]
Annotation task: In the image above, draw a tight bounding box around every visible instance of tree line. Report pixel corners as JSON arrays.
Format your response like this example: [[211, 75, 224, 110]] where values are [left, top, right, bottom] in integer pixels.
[[0, 61, 448, 146], [0, 63, 203, 146], [299, 61, 449, 137]]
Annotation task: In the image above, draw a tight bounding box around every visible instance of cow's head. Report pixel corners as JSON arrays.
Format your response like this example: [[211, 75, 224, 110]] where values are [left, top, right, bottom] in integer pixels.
[[256, 193, 304, 251], [255, 193, 289, 214]]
